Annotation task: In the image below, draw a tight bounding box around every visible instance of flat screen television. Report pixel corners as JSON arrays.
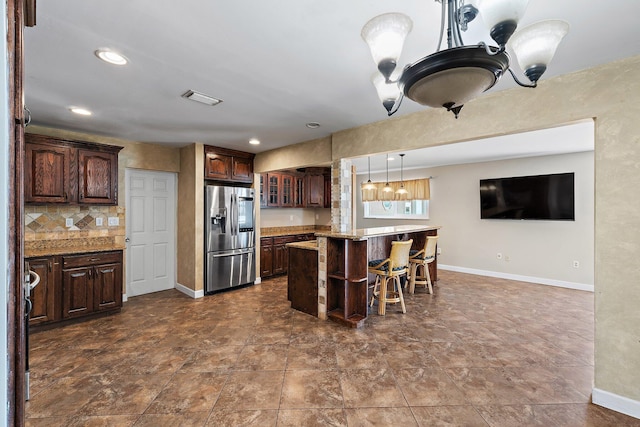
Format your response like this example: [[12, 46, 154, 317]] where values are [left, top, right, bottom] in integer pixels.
[[480, 173, 575, 220]]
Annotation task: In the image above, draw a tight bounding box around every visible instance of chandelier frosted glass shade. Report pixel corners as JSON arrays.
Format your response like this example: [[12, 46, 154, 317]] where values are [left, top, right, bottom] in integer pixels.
[[508, 20, 570, 83], [400, 46, 509, 110], [361, 13, 413, 78], [478, 0, 530, 45]]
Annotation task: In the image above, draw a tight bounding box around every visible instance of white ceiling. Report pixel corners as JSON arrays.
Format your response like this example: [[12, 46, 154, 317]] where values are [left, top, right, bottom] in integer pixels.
[[24, 1, 639, 154]]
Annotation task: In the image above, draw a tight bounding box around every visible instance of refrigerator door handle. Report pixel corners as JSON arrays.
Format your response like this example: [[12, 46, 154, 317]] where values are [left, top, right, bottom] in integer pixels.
[[231, 193, 237, 236]]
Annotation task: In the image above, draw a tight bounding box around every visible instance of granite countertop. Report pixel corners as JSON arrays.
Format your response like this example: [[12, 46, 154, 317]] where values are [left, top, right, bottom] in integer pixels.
[[25, 238, 125, 258], [285, 240, 318, 251], [314, 225, 441, 241], [260, 226, 329, 238]]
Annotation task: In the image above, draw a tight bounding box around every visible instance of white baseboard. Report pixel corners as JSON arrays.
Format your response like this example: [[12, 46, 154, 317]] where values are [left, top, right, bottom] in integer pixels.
[[592, 388, 640, 420], [175, 282, 204, 299], [122, 294, 128, 303], [438, 264, 594, 292], [255, 277, 262, 284]]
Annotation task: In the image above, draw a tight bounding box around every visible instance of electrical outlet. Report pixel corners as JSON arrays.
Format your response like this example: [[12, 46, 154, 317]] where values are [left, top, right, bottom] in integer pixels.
[[65, 218, 73, 227], [505, 255, 511, 262], [437, 247, 442, 255], [108, 217, 119, 226], [573, 260, 580, 268], [95, 217, 103, 227], [496, 252, 503, 260], [315, 214, 319, 220], [289, 215, 293, 221]]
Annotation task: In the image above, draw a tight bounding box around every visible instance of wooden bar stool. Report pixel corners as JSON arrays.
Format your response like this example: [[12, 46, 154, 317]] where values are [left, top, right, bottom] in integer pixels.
[[408, 236, 438, 294], [368, 239, 413, 315]]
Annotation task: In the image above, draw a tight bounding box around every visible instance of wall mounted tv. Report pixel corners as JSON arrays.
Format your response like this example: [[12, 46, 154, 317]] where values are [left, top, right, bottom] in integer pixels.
[[480, 173, 575, 221]]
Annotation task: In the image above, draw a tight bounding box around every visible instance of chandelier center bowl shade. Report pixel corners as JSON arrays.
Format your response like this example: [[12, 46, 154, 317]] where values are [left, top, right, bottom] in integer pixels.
[[400, 46, 510, 109]]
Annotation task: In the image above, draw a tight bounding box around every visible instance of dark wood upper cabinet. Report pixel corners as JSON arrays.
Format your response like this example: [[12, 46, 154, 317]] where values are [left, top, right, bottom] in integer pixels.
[[204, 145, 255, 183], [306, 172, 325, 208], [294, 174, 305, 208], [267, 173, 280, 207], [78, 149, 118, 204], [259, 167, 330, 208], [280, 173, 294, 207], [25, 134, 122, 205], [25, 142, 71, 203]]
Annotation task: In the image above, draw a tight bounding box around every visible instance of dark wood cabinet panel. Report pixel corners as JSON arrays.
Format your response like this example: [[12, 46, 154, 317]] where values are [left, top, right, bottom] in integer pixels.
[[24, 142, 71, 203], [204, 152, 232, 180], [288, 247, 318, 316], [267, 173, 280, 207], [62, 267, 93, 319], [324, 173, 331, 208], [93, 263, 122, 312], [25, 134, 122, 205], [232, 156, 253, 182], [78, 149, 118, 204], [204, 145, 254, 183], [280, 173, 294, 207], [27, 257, 57, 325], [306, 173, 325, 207], [294, 175, 305, 207], [273, 237, 288, 276], [260, 237, 273, 277]]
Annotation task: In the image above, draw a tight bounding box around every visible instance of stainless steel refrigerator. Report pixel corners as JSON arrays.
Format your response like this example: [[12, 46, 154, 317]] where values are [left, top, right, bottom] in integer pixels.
[[205, 185, 256, 294]]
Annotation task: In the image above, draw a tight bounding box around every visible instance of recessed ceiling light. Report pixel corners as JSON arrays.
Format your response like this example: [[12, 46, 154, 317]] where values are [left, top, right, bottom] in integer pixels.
[[249, 138, 260, 145], [306, 122, 320, 129], [387, 156, 395, 161], [94, 49, 128, 65], [181, 90, 223, 106], [70, 107, 92, 116]]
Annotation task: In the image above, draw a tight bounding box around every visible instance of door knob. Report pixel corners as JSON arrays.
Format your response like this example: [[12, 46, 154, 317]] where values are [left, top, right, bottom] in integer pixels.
[[125, 237, 130, 242]]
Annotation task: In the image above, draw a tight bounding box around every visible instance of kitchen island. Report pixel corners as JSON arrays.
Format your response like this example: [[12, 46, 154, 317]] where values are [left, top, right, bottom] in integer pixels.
[[290, 225, 440, 328]]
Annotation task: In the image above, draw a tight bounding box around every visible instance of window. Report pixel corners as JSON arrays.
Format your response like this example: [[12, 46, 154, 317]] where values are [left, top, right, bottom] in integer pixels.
[[363, 200, 430, 219]]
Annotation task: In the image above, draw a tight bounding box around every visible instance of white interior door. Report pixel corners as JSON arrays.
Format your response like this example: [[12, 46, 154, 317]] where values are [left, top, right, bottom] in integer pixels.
[[126, 169, 177, 297]]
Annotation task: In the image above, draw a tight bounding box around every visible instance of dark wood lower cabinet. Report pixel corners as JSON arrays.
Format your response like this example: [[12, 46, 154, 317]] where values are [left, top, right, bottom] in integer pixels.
[[62, 267, 93, 319], [27, 256, 56, 325], [28, 250, 123, 327], [260, 233, 315, 278]]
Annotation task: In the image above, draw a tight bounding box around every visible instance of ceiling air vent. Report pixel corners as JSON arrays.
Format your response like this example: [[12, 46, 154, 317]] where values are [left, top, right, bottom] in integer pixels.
[[181, 90, 223, 106]]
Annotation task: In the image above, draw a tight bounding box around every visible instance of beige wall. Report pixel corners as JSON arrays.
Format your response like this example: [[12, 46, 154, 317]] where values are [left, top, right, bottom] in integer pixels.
[[331, 55, 640, 403], [357, 151, 595, 287], [254, 135, 332, 173], [176, 143, 204, 292]]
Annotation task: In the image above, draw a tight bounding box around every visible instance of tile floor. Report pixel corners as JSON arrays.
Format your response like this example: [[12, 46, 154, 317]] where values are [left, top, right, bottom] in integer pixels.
[[25, 271, 640, 426]]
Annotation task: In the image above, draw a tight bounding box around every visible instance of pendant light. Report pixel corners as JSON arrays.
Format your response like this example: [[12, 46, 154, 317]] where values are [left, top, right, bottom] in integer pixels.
[[382, 154, 394, 199], [396, 153, 408, 199], [361, 156, 377, 191]]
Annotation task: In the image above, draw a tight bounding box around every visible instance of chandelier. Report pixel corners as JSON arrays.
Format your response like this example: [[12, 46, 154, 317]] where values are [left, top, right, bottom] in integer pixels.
[[361, 0, 569, 118]]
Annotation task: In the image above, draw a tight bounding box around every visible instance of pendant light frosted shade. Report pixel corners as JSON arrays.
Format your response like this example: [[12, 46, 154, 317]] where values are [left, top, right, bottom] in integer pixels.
[[361, 13, 413, 72], [478, 0, 530, 45], [508, 20, 569, 82]]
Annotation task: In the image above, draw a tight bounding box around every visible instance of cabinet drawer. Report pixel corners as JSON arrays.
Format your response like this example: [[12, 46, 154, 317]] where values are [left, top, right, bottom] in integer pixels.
[[273, 236, 293, 245], [260, 237, 273, 246], [63, 251, 122, 268]]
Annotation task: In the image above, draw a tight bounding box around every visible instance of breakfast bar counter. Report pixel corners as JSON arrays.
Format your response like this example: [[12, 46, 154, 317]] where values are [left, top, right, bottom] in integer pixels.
[[316, 225, 440, 328]]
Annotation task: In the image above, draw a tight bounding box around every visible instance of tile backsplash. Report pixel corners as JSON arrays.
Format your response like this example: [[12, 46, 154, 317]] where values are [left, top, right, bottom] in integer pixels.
[[24, 205, 125, 242]]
